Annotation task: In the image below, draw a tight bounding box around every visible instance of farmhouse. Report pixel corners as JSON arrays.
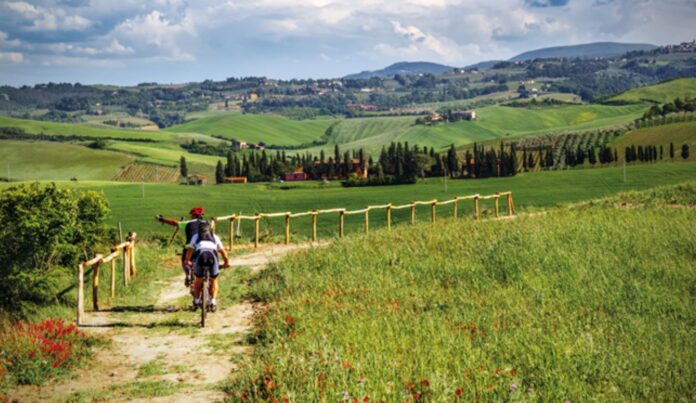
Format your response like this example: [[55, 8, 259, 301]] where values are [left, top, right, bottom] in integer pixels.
[[231, 139, 248, 149], [451, 111, 477, 121], [426, 112, 443, 123], [224, 176, 248, 184], [285, 168, 308, 182], [182, 174, 207, 185]]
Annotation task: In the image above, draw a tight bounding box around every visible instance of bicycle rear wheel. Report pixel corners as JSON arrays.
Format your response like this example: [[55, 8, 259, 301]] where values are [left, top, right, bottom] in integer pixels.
[[201, 273, 209, 328]]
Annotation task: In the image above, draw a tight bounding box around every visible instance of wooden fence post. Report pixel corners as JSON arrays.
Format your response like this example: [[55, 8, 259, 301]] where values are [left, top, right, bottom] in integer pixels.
[[284, 212, 291, 245], [474, 196, 480, 220], [507, 193, 513, 216], [211, 218, 217, 233], [254, 214, 260, 248], [312, 211, 318, 242], [495, 193, 500, 218], [110, 247, 117, 299], [431, 200, 437, 223], [410, 203, 416, 225], [339, 210, 345, 238], [92, 256, 103, 312], [453, 197, 458, 219], [364, 207, 369, 234], [123, 243, 130, 287], [77, 263, 84, 325], [128, 233, 137, 277], [386, 204, 392, 231], [228, 216, 236, 250]]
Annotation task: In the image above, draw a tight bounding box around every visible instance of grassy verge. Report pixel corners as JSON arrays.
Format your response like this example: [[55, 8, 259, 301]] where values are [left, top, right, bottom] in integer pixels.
[[228, 183, 696, 401]]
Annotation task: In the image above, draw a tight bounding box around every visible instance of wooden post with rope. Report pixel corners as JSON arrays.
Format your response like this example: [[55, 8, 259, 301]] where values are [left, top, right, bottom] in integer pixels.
[[92, 255, 103, 311], [254, 214, 260, 248], [431, 200, 437, 223], [410, 203, 416, 225], [228, 215, 236, 250], [110, 247, 117, 299], [339, 210, 345, 238], [474, 195, 480, 220], [364, 207, 369, 234], [507, 192, 514, 216], [495, 193, 500, 218], [311, 211, 318, 242], [284, 212, 291, 245], [453, 196, 458, 219], [123, 242, 130, 287], [128, 233, 137, 277], [77, 263, 84, 325], [386, 204, 392, 231]]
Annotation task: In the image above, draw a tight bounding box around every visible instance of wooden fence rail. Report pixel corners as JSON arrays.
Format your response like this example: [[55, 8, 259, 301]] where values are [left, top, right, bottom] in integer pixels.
[[204, 191, 515, 249], [76, 232, 137, 325]]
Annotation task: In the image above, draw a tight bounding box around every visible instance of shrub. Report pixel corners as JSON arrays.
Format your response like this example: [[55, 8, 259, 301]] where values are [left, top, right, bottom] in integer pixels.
[[0, 319, 100, 385], [0, 183, 113, 317]]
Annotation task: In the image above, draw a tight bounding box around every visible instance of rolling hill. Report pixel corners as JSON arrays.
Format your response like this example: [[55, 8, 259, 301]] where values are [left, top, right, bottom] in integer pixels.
[[609, 78, 696, 103], [344, 62, 455, 79], [166, 113, 336, 146], [510, 41, 657, 61]]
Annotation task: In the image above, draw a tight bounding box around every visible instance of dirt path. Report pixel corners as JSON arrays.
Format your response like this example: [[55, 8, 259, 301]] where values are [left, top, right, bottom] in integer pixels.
[[8, 243, 320, 403]]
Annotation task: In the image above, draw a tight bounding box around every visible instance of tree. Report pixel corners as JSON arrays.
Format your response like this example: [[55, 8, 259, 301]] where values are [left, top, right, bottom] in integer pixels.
[[447, 145, 459, 178], [670, 142, 675, 160], [216, 160, 225, 184], [180, 156, 188, 178], [682, 144, 690, 160], [0, 183, 111, 316]]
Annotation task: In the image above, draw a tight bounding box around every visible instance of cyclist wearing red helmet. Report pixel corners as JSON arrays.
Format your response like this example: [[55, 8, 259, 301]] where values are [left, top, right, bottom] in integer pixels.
[[156, 206, 208, 287]]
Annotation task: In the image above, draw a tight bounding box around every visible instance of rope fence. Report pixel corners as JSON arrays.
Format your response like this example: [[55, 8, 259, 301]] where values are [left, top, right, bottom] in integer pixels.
[[207, 191, 515, 249], [76, 232, 137, 325]]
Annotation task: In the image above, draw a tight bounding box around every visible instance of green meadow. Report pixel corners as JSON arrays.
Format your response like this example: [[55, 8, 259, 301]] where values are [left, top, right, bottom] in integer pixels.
[[166, 113, 335, 146], [0, 140, 133, 181], [609, 77, 696, 103], [229, 182, 696, 401], [21, 161, 693, 241]]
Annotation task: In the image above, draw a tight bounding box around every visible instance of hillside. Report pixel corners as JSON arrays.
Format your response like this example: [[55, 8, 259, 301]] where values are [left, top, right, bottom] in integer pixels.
[[609, 78, 696, 103], [614, 120, 696, 161], [166, 113, 335, 146], [0, 140, 133, 181], [344, 62, 454, 79], [229, 183, 696, 400], [305, 103, 647, 155], [510, 41, 657, 61]]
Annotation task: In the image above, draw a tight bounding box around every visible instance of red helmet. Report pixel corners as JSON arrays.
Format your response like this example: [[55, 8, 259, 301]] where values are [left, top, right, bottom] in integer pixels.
[[189, 206, 205, 216]]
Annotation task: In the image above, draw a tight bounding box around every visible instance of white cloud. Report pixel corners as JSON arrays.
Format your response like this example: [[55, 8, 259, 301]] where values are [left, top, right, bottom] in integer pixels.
[[0, 52, 24, 63], [4, 1, 93, 31], [113, 10, 196, 61]]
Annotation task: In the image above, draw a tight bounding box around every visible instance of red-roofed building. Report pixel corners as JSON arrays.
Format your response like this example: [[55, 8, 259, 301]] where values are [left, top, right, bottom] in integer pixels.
[[285, 167, 308, 182]]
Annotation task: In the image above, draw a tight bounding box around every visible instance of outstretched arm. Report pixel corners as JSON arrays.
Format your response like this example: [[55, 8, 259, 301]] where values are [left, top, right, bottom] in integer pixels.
[[184, 248, 194, 267], [155, 215, 180, 228]]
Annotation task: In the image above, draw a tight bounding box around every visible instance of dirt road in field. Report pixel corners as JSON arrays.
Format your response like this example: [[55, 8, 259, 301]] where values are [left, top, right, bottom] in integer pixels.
[[7, 243, 319, 403]]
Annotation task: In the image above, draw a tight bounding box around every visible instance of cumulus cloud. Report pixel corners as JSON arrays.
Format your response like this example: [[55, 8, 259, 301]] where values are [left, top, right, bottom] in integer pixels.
[[0, 0, 694, 84], [0, 52, 24, 63]]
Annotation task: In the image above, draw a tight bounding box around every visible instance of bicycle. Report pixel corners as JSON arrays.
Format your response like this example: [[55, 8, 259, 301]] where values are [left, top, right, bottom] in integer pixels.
[[196, 262, 229, 328]]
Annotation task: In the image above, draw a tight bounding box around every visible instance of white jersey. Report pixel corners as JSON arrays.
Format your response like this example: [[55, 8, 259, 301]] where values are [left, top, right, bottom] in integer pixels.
[[189, 233, 223, 251]]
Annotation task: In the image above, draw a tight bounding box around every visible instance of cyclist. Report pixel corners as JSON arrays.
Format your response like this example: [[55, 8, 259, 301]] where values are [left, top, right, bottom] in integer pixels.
[[184, 221, 230, 311], [155, 206, 207, 287]]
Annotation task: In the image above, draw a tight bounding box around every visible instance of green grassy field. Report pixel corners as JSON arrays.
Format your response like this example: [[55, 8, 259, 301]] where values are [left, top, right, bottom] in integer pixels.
[[305, 103, 647, 155], [0, 140, 133, 181], [0, 115, 176, 142], [10, 161, 690, 242], [166, 113, 335, 146], [614, 121, 696, 161], [229, 183, 696, 400], [609, 78, 696, 103]]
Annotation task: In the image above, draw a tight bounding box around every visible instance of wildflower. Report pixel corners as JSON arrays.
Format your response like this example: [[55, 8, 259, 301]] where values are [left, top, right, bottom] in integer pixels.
[[420, 379, 429, 387], [510, 384, 517, 392], [284, 316, 295, 326], [455, 387, 463, 396], [342, 360, 351, 369], [357, 377, 366, 384], [510, 368, 516, 377], [527, 387, 534, 393]]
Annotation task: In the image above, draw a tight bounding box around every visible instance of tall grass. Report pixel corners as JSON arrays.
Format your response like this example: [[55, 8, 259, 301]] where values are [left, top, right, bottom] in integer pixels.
[[229, 185, 696, 401]]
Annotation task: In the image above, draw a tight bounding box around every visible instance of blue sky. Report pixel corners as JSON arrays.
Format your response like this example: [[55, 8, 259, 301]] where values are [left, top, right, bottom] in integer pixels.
[[0, 0, 694, 86]]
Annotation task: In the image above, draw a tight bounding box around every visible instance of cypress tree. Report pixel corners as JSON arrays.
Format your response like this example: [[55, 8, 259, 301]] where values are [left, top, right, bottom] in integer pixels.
[[510, 144, 518, 176], [670, 142, 675, 159], [215, 160, 224, 184], [180, 156, 188, 178], [659, 145, 664, 160], [588, 147, 597, 165], [682, 144, 690, 160]]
